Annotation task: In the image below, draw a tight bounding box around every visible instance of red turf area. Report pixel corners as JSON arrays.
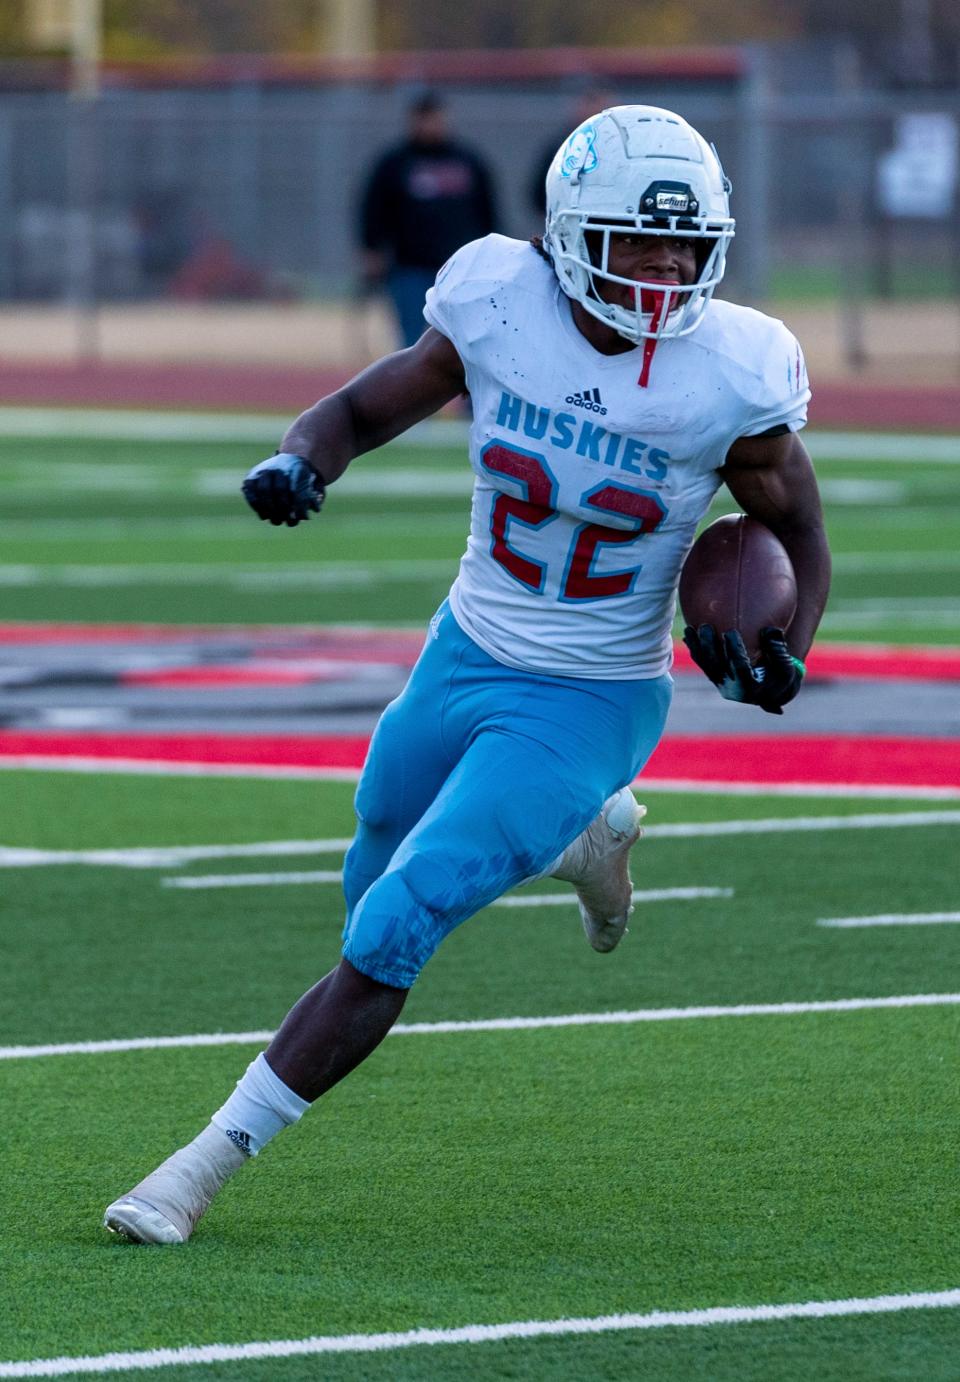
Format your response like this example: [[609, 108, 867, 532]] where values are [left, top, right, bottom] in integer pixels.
[[2, 625, 957, 788], [0, 729, 957, 791]]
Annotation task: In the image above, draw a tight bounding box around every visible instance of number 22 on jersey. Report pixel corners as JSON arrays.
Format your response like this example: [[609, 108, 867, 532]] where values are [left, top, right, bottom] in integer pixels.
[[481, 441, 667, 601]]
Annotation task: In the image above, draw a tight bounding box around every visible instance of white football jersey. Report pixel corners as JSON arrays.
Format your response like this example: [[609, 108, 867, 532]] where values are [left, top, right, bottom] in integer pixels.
[[423, 234, 809, 680]]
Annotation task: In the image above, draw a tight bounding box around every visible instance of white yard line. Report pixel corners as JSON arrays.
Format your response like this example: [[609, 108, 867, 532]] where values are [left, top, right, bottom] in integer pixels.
[[494, 886, 733, 908], [819, 912, 960, 929], [197, 468, 472, 498], [162, 870, 343, 889], [1, 1289, 958, 1377], [0, 409, 469, 448], [832, 551, 960, 572], [646, 809, 960, 836], [826, 596, 960, 611], [4, 811, 958, 870], [0, 757, 365, 781], [0, 561, 451, 590], [2, 993, 958, 1062], [808, 433, 960, 463], [0, 408, 957, 461], [816, 479, 905, 503], [823, 613, 960, 630], [0, 407, 291, 443], [0, 1032, 276, 1060], [162, 877, 729, 898], [639, 781, 960, 800], [0, 840, 354, 869]]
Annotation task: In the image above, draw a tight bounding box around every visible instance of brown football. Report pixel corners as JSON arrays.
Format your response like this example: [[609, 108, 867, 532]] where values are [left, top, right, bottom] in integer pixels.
[[678, 514, 798, 661]]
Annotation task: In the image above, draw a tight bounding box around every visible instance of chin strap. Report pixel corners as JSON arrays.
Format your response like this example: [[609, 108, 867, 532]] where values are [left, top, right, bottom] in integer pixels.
[[637, 284, 674, 389], [637, 333, 658, 389]]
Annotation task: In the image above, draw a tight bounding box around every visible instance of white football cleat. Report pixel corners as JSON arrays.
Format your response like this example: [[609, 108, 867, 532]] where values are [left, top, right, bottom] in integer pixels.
[[103, 1194, 187, 1246], [550, 787, 646, 953], [103, 1124, 247, 1245]]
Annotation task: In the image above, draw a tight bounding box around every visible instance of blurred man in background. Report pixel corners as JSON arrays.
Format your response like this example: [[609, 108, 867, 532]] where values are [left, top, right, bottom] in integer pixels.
[[358, 90, 498, 348]]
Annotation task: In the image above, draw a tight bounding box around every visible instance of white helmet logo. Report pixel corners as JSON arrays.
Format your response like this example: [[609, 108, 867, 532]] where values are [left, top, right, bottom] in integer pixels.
[[560, 124, 598, 181]]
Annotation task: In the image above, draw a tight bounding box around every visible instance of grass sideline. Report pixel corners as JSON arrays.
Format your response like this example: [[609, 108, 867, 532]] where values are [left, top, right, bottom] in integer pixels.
[[2, 770, 959, 1377]]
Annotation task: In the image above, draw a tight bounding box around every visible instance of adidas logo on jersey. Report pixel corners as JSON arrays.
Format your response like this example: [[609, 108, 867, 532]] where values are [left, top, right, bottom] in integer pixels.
[[224, 1128, 253, 1156], [565, 387, 607, 416]]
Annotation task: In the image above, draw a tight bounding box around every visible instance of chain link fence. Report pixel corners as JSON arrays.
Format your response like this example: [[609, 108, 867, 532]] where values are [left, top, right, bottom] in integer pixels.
[[0, 77, 957, 369]]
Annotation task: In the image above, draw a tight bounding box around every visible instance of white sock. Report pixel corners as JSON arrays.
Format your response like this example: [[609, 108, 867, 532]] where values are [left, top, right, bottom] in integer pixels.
[[210, 1052, 310, 1157]]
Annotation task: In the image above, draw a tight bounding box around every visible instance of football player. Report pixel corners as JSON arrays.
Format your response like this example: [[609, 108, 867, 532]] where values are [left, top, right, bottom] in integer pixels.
[[104, 106, 830, 1244]]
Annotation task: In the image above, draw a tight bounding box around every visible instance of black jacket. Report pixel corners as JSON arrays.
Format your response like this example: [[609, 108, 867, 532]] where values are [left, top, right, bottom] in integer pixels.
[[359, 138, 498, 271]]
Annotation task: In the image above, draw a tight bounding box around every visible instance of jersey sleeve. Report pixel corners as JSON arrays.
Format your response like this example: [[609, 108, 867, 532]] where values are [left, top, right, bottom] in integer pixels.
[[737, 318, 811, 437], [422, 235, 502, 356]]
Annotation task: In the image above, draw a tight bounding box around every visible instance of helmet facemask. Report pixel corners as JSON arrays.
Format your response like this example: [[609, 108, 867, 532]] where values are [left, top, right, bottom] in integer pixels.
[[544, 106, 736, 347], [549, 209, 732, 344]]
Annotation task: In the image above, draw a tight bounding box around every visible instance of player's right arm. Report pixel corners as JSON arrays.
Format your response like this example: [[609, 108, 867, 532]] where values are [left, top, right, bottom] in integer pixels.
[[242, 328, 466, 526]]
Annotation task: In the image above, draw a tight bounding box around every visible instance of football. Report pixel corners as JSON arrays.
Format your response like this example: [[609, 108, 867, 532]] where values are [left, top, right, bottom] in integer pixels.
[[678, 514, 798, 660]]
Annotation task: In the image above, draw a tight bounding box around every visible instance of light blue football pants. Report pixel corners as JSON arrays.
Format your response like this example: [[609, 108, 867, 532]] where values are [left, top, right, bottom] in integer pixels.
[[341, 602, 672, 988]]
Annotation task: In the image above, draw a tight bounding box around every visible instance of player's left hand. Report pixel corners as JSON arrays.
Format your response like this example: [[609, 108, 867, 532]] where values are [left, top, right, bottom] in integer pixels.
[[241, 454, 325, 527], [683, 624, 805, 715]]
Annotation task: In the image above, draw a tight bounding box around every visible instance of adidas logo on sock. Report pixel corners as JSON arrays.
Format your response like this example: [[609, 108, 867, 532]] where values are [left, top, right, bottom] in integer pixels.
[[565, 387, 607, 415], [224, 1128, 253, 1156]]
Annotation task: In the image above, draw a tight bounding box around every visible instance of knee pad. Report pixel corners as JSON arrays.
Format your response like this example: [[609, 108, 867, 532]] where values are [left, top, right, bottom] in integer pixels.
[[342, 834, 375, 916], [353, 775, 394, 835], [342, 857, 459, 990], [342, 805, 411, 915]]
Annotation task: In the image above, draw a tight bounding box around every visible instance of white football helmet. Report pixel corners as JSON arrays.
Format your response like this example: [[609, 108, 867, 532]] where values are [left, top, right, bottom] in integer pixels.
[[544, 105, 735, 344]]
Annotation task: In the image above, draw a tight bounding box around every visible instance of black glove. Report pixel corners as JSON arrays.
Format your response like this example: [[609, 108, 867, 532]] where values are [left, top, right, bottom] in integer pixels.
[[682, 624, 806, 716], [241, 453, 325, 527]]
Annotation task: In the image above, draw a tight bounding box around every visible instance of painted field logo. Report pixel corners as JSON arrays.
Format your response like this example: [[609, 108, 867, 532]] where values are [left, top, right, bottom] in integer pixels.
[[566, 387, 607, 416]]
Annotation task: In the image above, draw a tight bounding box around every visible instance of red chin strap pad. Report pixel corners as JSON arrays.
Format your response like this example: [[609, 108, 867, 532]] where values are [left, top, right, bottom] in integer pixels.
[[639, 283, 676, 315]]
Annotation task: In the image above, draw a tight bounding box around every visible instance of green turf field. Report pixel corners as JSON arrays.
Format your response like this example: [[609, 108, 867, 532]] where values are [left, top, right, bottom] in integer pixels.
[[2, 770, 959, 1377], [1, 428, 959, 643], [2, 417, 959, 1376]]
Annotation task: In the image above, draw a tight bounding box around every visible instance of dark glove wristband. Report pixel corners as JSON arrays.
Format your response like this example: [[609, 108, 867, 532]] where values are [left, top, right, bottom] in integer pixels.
[[684, 623, 805, 714], [751, 628, 805, 713], [242, 453, 324, 527]]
